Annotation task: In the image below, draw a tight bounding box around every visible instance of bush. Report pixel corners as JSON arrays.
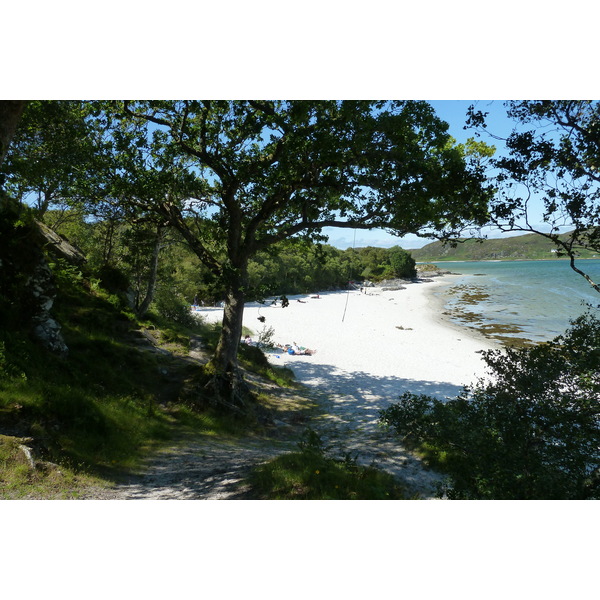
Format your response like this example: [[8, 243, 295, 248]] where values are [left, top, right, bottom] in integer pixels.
[[96, 265, 130, 294], [153, 291, 197, 328], [380, 312, 600, 499], [388, 246, 417, 278], [246, 428, 407, 499]]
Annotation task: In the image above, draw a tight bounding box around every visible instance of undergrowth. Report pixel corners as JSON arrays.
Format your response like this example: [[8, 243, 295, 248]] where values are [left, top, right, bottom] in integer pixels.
[[0, 257, 296, 498], [245, 429, 407, 500]]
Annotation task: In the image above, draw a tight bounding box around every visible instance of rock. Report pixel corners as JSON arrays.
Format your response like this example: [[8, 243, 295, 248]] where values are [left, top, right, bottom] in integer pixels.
[[26, 258, 69, 357], [35, 220, 87, 266], [0, 206, 70, 357], [18, 444, 37, 469]]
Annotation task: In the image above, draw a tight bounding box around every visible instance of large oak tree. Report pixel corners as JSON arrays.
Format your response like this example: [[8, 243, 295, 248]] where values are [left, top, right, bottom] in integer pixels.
[[110, 100, 491, 408]]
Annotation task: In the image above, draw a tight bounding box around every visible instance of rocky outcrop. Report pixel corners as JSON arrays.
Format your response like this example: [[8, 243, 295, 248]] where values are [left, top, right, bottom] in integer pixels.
[[35, 220, 87, 266], [27, 257, 69, 357], [0, 202, 83, 357], [378, 278, 409, 291]]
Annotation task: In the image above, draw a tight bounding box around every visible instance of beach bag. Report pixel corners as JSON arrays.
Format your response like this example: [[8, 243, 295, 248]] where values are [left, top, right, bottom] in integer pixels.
[[287, 347, 295, 355]]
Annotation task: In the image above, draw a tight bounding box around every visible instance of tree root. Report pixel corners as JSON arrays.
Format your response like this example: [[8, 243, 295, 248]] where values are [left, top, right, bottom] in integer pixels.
[[200, 364, 256, 417]]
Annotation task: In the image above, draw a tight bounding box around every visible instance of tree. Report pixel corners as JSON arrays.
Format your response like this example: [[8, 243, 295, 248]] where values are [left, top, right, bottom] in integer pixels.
[[113, 100, 491, 409], [1, 101, 108, 217], [387, 246, 417, 279], [0, 101, 26, 167], [468, 100, 600, 294], [380, 312, 600, 499]]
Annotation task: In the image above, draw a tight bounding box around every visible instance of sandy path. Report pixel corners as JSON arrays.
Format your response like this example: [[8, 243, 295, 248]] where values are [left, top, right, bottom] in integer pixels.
[[84, 436, 289, 500]]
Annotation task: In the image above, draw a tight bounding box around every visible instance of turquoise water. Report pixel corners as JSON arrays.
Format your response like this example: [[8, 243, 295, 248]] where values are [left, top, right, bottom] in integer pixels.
[[433, 259, 600, 344]]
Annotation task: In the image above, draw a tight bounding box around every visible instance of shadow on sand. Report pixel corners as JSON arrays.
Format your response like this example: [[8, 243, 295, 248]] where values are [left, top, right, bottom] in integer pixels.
[[279, 358, 466, 430]]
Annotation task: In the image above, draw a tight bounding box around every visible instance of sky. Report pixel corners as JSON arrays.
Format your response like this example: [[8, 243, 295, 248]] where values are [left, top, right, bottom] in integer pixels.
[[323, 100, 526, 250]]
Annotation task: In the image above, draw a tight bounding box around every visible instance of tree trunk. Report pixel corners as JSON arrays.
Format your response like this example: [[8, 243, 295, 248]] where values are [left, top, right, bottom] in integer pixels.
[[214, 273, 246, 373], [208, 262, 252, 411], [0, 101, 27, 166], [136, 225, 165, 318]]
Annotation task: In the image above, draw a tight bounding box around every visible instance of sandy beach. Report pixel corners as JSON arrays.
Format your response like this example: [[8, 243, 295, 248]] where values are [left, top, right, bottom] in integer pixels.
[[199, 277, 497, 400], [195, 277, 498, 496]]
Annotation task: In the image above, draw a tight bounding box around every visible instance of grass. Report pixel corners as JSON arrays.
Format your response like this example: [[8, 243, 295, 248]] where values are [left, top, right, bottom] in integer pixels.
[[0, 267, 298, 498], [245, 429, 407, 500]]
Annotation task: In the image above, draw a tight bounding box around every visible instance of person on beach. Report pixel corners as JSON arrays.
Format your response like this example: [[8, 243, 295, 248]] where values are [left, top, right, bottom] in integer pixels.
[[287, 342, 316, 356], [243, 335, 254, 345]]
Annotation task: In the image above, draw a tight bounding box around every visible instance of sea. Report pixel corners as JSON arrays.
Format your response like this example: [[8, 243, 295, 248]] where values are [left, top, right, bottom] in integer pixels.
[[432, 259, 600, 346]]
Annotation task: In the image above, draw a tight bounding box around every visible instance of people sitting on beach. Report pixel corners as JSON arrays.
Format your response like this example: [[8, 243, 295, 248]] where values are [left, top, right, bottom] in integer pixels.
[[286, 342, 316, 356], [243, 335, 254, 345]]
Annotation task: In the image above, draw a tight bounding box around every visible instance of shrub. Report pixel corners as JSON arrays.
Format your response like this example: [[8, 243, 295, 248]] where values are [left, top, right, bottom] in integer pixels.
[[96, 265, 130, 294], [153, 291, 197, 328], [246, 428, 406, 499], [380, 312, 600, 499]]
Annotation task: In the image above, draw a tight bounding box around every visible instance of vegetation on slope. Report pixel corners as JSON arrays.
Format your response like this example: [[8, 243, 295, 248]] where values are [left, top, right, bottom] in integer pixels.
[[1, 206, 408, 499], [0, 208, 303, 497], [410, 231, 599, 262]]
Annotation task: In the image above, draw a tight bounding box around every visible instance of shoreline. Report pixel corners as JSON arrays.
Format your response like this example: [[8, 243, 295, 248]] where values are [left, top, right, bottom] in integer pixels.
[[197, 277, 499, 400], [421, 274, 515, 348], [196, 278, 499, 497]]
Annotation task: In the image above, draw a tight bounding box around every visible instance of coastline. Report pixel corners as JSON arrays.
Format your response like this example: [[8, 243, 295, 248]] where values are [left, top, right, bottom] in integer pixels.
[[197, 277, 498, 401], [196, 278, 498, 497]]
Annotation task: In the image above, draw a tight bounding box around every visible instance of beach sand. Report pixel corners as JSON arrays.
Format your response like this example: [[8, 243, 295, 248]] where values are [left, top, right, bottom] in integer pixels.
[[196, 278, 498, 497]]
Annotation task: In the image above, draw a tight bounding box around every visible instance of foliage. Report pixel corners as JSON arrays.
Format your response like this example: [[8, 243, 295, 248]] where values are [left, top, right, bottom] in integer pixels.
[[468, 100, 600, 293], [354, 245, 416, 281], [380, 312, 600, 499], [4, 99, 492, 413], [152, 287, 198, 328], [0, 201, 47, 329], [0, 308, 172, 482], [246, 428, 407, 499], [411, 230, 600, 262], [0, 242, 284, 497], [110, 100, 491, 390], [44, 209, 422, 309], [0, 101, 108, 217]]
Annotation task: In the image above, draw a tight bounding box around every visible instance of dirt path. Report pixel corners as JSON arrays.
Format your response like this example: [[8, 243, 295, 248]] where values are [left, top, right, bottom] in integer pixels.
[[82, 435, 294, 500], [81, 331, 444, 500]]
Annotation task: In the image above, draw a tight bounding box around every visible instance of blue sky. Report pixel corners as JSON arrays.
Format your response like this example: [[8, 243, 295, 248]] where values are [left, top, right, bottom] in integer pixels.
[[324, 100, 521, 250]]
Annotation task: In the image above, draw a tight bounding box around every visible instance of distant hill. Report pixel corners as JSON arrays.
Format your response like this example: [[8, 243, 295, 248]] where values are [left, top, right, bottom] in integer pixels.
[[409, 232, 599, 262]]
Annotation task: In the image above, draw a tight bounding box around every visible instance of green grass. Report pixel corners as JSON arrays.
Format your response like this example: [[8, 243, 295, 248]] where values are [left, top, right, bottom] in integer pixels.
[[245, 430, 407, 500], [0, 261, 307, 498], [0, 274, 248, 496]]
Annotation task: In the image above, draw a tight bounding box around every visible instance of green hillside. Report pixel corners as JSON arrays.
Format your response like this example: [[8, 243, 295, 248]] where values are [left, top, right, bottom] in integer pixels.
[[410, 232, 599, 262]]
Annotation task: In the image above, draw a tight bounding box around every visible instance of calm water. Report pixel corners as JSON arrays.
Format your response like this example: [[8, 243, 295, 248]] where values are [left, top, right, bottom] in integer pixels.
[[433, 259, 600, 345]]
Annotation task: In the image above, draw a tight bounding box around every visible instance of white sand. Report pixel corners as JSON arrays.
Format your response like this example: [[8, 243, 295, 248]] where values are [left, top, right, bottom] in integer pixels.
[[196, 278, 498, 497], [199, 278, 496, 400]]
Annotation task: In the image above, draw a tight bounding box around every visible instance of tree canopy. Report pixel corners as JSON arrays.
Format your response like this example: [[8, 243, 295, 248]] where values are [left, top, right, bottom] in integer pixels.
[[1, 99, 493, 411], [468, 100, 600, 293], [1, 101, 108, 217], [103, 100, 492, 407]]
